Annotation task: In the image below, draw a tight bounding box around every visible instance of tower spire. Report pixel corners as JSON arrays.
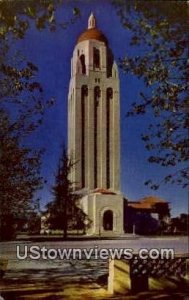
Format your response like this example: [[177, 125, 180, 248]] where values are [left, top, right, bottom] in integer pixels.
[[88, 12, 96, 29]]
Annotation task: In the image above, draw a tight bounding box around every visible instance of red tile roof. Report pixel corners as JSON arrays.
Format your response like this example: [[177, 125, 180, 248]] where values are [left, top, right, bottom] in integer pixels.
[[128, 196, 168, 209], [92, 188, 116, 195]]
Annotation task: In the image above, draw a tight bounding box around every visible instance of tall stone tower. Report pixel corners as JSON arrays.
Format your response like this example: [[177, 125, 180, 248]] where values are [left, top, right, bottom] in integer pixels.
[[68, 13, 124, 236]]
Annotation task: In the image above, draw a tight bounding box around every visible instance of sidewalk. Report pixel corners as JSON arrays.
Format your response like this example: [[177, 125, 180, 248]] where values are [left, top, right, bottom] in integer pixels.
[[1, 279, 188, 300], [15, 233, 139, 242], [1, 258, 188, 300]]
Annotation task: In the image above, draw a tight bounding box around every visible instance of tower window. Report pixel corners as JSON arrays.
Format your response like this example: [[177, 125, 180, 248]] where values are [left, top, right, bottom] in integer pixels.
[[94, 86, 101, 188], [80, 54, 86, 74], [81, 85, 88, 188], [93, 47, 100, 69], [106, 88, 113, 189], [107, 48, 113, 77]]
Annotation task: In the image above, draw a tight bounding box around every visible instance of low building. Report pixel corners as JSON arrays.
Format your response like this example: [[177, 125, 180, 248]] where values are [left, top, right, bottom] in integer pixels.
[[124, 196, 170, 234]]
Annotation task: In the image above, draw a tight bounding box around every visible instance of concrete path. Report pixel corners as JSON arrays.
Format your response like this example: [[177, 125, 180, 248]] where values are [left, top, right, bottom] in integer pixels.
[[0, 237, 188, 299]]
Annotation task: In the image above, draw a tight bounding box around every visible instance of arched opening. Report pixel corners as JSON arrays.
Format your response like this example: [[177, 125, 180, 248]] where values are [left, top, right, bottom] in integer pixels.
[[93, 47, 100, 69], [103, 210, 113, 231], [80, 54, 86, 74]]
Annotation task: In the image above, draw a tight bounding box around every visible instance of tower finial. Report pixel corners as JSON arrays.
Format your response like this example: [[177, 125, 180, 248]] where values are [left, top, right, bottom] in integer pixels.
[[88, 12, 96, 29]]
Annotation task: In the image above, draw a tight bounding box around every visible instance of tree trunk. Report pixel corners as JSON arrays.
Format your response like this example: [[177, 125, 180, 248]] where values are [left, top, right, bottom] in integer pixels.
[[63, 199, 68, 240]]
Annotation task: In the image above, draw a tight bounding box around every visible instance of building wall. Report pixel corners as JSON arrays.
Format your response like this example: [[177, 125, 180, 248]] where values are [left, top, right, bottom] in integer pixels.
[[67, 14, 124, 236], [80, 193, 124, 235], [68, 38, 120, 193]]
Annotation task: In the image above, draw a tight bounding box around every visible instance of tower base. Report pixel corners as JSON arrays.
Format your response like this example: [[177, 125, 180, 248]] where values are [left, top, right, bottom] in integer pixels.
[[80, 191, 124, 236]]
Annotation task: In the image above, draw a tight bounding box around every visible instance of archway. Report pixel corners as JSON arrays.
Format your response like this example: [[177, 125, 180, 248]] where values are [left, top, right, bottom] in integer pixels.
[[103, 210, 113, 231]]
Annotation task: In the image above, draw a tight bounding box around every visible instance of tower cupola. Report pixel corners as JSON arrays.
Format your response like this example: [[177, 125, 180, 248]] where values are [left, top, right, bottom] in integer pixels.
[[77, 13, 108, 45], [88, 12, 96, 29]]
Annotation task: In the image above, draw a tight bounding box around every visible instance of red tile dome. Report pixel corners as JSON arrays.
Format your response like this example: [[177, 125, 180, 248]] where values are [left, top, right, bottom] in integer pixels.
[[77, 12, 108, 45], [77, 28, 108, 45]]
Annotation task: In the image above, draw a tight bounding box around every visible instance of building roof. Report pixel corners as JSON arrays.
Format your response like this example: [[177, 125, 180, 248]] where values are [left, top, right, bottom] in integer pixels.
[[77, 12, 108, 45], [77, 28, 108, 45], [93, 188, 116, 195], [140, 196, 167, 204], [128, 196, 168, 210]]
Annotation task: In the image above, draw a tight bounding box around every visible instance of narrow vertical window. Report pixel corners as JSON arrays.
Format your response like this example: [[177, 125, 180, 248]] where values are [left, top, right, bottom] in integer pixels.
[[80, 54, 86, 74], [81, 85, 88, 188], [107, 49, 113, 77], [106, 88, 113, 188], [93, 47, 100, 69], [94, 86, 100, 188]]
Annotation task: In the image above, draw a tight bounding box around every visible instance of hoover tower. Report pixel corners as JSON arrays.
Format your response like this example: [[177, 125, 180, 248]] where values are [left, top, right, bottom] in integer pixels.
[[68, 13, 123, 235]]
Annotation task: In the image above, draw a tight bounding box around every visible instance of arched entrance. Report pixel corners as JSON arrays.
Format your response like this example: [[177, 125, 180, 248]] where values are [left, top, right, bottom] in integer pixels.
[[103, 210, 113, 231]]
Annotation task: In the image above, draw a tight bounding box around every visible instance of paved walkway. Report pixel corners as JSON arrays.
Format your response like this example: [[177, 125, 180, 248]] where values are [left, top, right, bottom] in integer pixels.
[[0, 237, 188, 299]]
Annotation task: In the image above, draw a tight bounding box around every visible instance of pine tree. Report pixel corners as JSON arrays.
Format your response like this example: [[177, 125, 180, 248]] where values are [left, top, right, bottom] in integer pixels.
[[47, 148, 87, 239]]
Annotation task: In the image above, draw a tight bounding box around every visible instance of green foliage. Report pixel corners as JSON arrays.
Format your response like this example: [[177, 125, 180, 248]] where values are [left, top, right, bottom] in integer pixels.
[[171, 213, 189, 234], [0, 1, 57, 38], [113, 0, 189, 189], [46, 148, 89, 239], [26, 209, 41, 234], [0, 0, 81, 39], [0, 42, 47, 240], [0, 1, 61, 240], [0, 0, 81, 240], [0, 108, 43, 240]]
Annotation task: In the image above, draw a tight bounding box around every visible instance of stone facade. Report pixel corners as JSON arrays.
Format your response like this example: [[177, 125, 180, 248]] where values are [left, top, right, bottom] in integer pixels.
[[80, 191, 124, 236], [68, 13, 124, 236], [68, 13, 120, 192]]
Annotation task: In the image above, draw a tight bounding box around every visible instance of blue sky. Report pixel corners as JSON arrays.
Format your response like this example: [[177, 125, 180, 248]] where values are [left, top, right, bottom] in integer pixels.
[[13, 0, 188, 216]]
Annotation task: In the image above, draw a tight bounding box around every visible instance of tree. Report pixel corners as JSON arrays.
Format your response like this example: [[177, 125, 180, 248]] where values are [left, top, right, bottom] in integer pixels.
[[0, 1, 53, 240], [0, 1, 82, 241], [0, 1, 80, 40], [135, 213, 159, 235], [26, 209, 41, 234], [113, 0, 189, 189], [46, 148, 88, 239], [171, 214, 189, 234], [0, 1, 81, 239], [0, 17, 48, 240], [0, 110, 44, 240]]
